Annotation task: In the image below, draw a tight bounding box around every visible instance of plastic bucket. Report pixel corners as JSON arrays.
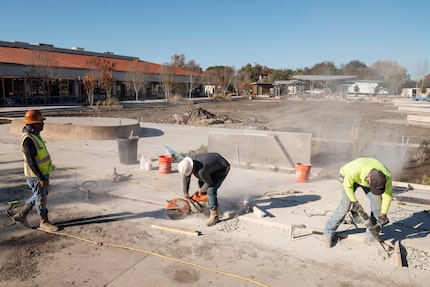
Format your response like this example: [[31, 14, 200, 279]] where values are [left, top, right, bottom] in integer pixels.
[[158, 155, 172, 174], [295, 163, 311, 183], [116, 137, 138, 165]]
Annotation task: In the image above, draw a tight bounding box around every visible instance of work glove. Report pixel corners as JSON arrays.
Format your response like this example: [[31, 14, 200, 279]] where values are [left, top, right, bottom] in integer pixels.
[[37, 179, 49, 187], [350, 201, 361, 213], [197, 189, 207, 196], [377, 215, 389, 227]]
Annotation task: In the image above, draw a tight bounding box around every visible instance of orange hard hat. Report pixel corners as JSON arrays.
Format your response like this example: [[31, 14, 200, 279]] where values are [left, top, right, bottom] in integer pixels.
[[23, 110, 45, 124]]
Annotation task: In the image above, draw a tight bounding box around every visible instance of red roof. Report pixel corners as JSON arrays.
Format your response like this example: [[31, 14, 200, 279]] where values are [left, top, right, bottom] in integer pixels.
[[0, 46, 190, 76]]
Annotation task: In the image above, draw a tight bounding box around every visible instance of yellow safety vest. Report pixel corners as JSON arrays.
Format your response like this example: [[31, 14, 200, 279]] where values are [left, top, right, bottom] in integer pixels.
[[21, 133, 53, 177]]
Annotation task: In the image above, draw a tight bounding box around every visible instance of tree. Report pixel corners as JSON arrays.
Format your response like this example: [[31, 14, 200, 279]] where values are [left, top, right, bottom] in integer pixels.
[[86, 57, 117, 100], [415, 60, 429, 96], [170, 54, 186, 68], [370, 60, 408, 94], [159, 64, 175, 101], [341, 60, 369, 79], [268, 69, 294, 81], [83, 73, 97, 106], [354, 84, 360, 93], [422, 74, 430, 89], [169, 54, 203, 98], [26, 50, 59, 104], [127, 59, 151, 101], [309, 61, 341, 75], [185, 59, 203, 98], [206, 66, 235, 97]]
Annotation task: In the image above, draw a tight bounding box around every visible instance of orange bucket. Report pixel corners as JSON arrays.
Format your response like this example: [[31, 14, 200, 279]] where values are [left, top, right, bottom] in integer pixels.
[[158, 155, 172, 174], [295, 163, 311, 183]]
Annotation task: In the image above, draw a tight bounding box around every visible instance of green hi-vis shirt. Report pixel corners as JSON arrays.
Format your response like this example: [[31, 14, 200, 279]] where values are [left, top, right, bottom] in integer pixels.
[[339, 157, 392, 215]]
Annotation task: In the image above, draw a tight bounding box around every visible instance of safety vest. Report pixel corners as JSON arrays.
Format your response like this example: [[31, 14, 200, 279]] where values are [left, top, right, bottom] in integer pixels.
[[21, 133, 53, 177]]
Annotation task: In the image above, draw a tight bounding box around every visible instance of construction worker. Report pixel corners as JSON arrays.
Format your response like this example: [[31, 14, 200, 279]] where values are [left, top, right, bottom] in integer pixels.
[[7, 110, 58, 232], [323, 157, 392, 247], [178, 152, 230, 226]]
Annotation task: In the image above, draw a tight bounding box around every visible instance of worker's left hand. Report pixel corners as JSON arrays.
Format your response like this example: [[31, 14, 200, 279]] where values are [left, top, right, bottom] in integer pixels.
[[38, 179, 49, 187], [377, 215, 389, 227]]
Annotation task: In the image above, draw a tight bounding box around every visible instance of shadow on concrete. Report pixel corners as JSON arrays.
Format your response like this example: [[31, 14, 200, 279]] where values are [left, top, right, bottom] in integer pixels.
[[385, 211, 430, 241], [56, 210, 166, 228], [336, 211, 429, 243], [250, 194, 321, 218], [140, 127, 164, 137]]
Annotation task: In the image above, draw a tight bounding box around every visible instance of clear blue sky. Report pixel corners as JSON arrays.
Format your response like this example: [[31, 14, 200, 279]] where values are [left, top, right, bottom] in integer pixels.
[[1, 0, 429, 79]]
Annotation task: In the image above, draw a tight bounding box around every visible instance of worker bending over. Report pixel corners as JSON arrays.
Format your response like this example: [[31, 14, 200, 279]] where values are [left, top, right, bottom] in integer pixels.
[[323, 157, 392, 247], [178, 152, 230, 226]]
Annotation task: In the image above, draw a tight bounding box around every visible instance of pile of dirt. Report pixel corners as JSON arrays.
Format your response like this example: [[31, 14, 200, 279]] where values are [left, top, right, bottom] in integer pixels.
[[172, 106, 232, 125]]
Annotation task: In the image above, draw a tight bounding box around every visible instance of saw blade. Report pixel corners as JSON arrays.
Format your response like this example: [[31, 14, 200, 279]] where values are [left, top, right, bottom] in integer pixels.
[[165, 198, 191, 220]]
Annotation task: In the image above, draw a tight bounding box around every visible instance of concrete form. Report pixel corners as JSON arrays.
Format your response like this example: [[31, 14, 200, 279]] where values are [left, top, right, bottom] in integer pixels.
[[9, 117, 140, 140], [208, 130, 312, 172], [392, 99, 430, 124]]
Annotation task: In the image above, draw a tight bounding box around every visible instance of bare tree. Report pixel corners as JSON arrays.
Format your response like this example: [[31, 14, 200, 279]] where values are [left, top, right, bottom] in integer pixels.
[[159, 65, 175, 101], [169, 54, 203, 98], [86, 57, 117, 100], [206, 66, 235, 97], [127, 59, 151, 101], [415, 60, 429, 95], [170, 54, 186, 68], [83, 73, 97, 106], [186, 59, 203, 98], [27, 50, 59, 104], [370, 60, 408, 94]]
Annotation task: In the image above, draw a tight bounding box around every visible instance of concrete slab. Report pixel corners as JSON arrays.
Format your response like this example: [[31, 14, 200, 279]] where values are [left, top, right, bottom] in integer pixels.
[[393, 100, 430, 107], [398, 106, 430, 112], [1, 112, 430, 285], [407, 114, 430, 123]]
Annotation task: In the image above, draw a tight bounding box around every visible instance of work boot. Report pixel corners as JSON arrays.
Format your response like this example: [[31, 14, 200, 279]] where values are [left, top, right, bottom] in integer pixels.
[[38, 213, 59, 232], [206, 207, 219, 227], [10, 204, 33, 227]]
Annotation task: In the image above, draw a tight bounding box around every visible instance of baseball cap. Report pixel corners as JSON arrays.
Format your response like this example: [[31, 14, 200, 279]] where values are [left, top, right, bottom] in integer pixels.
[[369, 169, 386, 195]]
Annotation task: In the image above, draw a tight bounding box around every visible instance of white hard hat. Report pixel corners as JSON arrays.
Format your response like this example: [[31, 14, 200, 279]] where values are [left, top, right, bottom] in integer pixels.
[[178, 156, 193, 176]]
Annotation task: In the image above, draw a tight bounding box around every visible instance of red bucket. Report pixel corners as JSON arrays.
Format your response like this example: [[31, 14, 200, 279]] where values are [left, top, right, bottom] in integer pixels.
[[295, 163, 311, 183], [158, 155, 172, 174]]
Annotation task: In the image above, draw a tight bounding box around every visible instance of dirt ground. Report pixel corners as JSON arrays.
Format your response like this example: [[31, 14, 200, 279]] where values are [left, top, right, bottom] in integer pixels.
[[56, 97, 430, 183], [1, 97, 430, 287]]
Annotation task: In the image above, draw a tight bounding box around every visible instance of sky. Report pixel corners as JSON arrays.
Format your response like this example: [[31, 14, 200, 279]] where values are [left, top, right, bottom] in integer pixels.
[[1, 0, 429, 79]]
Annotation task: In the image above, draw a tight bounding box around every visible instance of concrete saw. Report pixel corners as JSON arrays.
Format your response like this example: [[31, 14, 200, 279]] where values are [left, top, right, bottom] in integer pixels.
[[166, 191, 209, 220]]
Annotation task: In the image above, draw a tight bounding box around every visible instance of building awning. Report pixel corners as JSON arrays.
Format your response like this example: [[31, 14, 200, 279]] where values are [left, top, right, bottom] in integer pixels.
[[292, 75, 356, 81]]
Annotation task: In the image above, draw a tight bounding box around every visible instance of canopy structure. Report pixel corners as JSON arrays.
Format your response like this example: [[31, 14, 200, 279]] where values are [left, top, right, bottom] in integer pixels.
[[292, 75, 357, 95], [292, 75, 357, 81]]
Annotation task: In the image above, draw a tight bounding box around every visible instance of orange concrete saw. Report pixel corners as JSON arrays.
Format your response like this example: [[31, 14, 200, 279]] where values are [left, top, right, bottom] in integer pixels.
[[166, 191, 209, 220]]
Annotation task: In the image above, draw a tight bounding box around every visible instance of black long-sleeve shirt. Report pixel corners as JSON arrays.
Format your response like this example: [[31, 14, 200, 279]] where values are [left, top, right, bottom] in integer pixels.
[[183, 153, 230, 194]]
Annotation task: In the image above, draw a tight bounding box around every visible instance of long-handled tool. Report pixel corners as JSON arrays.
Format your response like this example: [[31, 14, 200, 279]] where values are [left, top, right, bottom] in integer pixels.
[[164, 145, 185, 160], [350, 203, 394, 254]]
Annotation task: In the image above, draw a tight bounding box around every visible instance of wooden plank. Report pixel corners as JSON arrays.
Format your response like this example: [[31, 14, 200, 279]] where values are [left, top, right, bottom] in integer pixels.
[[151, 223, 200, 236], [394, 241, 403, 268]]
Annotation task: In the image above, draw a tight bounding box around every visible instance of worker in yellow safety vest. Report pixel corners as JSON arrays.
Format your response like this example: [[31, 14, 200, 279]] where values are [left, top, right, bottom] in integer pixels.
[[7, 109, 58, 232]]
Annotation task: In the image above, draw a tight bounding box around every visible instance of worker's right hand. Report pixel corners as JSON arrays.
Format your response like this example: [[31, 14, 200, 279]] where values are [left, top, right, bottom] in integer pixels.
[[183, 193, 190, 199], [377, 215, 389, 227], [350, 201, 361, 212]]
